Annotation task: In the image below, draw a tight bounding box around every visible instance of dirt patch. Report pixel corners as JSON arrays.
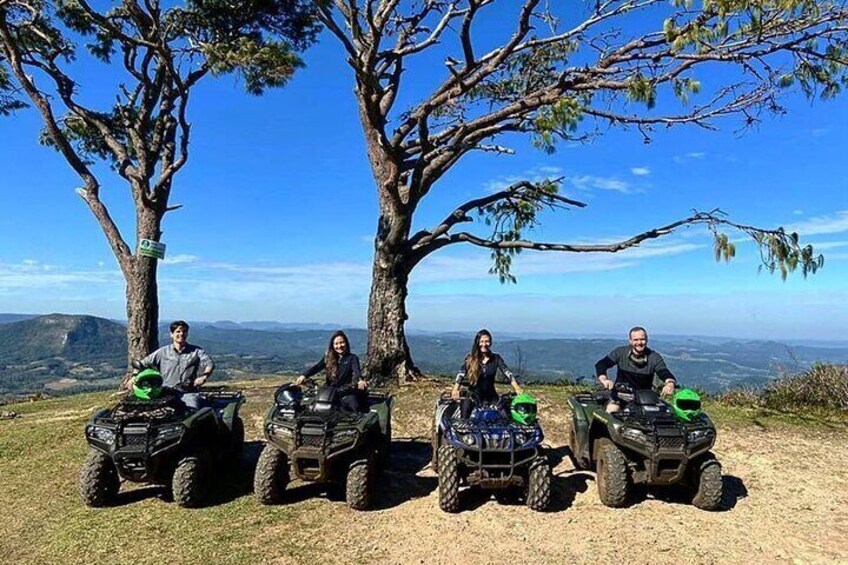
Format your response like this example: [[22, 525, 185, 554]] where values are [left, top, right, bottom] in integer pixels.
[[247, 381, 848, 564]]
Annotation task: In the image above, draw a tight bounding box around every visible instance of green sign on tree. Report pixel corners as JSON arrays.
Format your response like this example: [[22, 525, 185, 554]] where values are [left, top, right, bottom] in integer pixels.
[[138, 239, 166, 260]]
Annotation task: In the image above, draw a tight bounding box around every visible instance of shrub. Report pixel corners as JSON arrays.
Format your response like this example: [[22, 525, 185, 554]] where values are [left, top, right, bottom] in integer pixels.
[[762, 363, 848, 412]]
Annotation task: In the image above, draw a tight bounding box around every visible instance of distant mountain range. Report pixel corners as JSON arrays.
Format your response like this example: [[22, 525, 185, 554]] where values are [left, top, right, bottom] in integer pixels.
[[1, 313, 846, 397]]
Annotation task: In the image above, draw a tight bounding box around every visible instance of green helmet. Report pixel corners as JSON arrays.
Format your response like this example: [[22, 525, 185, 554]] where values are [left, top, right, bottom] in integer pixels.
[[511, 393, 538, 425], [672, 388, 702, 421], [133, 368, 163, 401]]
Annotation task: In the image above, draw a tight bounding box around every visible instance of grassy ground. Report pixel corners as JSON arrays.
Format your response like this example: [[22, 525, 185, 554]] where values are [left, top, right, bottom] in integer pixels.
[[1, 377, 845, 564]]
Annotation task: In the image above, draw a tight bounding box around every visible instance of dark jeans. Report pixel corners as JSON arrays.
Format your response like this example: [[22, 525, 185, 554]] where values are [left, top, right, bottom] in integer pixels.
[[340, 390, 366, 413], [180, 392, 204, 410], [460, 394, 498, 419]]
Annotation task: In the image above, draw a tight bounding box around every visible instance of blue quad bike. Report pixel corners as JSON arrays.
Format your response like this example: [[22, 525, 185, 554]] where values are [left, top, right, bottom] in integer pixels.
[[79, 366, 245, 508], [431, 391, 551, 512], [568, 383, 723, 510]]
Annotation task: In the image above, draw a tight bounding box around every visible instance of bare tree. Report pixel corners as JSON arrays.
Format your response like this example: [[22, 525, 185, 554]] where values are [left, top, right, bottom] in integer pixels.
[[318, 0, 844, 382], [0, 0, 319, 381]]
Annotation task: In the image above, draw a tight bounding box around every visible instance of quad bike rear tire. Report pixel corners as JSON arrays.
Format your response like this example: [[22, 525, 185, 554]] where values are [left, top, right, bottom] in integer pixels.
[[379, 421, 392, 468], [690, 452, 723, 511], [437, 445, 460, 513], [254, 445, 290, 505], [569, 425, 590, 470], [79, 449, 119, 507], [595, 438, 630, 508], [430, 421, 441, 473], [229, 416, 245, 459]]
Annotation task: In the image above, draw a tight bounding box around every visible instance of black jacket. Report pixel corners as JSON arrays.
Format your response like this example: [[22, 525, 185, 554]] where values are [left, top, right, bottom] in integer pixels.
[[304, 353, 363, 393], [595, 346, 675, 390], [455, 354, 517, 402]]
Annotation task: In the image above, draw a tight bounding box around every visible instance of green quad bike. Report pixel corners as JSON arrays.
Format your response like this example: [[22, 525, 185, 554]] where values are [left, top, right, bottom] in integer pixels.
[[568, 383, 722, 510], [79, 367, 245, 508], [432, 391, 551, 513], [254, 380, 392, 510]]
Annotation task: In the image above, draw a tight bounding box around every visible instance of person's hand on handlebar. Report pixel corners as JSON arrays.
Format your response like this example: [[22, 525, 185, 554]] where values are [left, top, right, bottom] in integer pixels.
[[357, 379, 368, 391], [451, 384, 461, 401], [598, 375, 614, 390], [294, 375, 307, 386], [661, 379, 676, 396]]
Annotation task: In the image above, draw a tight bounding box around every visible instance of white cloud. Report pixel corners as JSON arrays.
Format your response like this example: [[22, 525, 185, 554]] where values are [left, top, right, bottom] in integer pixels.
[[413, 239, 704, 282], [163, 254, 199, 265], [631, 167, 650, 176], [483, 166, 565, 193], [0, 261, 123, 294], [22, 259, 38, 266], [806, 240, 848, 251], [793, 209, 804, 215], [784, 210, 848, 236], [570, 175, 633, 194], [673, 151, 708, 164]]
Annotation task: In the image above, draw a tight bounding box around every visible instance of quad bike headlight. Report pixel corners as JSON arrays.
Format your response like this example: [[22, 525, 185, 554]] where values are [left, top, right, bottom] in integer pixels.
[[458, 432, 477, 446], [332, 429, 357, 446], [621, 426, 649, 444], [154, 424, 184, 442], [87, 425, 116, 445], [687, 429, 714, 444], [269, 424, 293, 438]]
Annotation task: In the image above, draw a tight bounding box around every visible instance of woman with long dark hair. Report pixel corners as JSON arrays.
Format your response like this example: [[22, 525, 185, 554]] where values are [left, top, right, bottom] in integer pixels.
[[295, 330, 368, 412], [451, 329, 523, 418]]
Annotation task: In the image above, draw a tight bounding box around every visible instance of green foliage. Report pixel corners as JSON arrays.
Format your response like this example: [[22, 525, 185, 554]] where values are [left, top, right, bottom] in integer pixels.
[[626, 74, 657, 109], [203, 37, 302, 95], [707, 214, 823, 280], [672, 77, 702, 105], [532, 98, 583, 154], [718, 363, 848, 413], [713, 233, 736, 262], [752, 229, 824, 279], [0, 66, 27, 115], [476, 180, 561, 283], [1, 0, 320, 171]]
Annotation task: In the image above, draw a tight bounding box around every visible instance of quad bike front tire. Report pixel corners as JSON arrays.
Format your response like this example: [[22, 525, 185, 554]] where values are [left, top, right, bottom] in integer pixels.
[[437, 445, 460, 513], [526, 456, 552, 511], [346, 458, 373, 510], [172, 454, 208, 508], [595, 438, 630, 508], [79, 449, 119, 507], [254, 445, 290, 505], [690, 452, 723, 511]]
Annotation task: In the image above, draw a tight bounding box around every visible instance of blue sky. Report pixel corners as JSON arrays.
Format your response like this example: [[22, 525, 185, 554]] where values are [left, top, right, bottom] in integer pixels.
[[1, 7, 847, 341]]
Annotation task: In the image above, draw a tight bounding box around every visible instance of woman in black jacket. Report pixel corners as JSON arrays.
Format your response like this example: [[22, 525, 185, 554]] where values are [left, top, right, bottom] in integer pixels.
[[451, 329, 523, 418], [295, 330, 368, 412]]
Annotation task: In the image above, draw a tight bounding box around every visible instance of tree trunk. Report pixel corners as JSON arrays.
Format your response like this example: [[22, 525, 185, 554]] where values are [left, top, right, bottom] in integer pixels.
[[125, 256, 159, 365], [365, 244, 416, 383], [119, 209, 163, 388]]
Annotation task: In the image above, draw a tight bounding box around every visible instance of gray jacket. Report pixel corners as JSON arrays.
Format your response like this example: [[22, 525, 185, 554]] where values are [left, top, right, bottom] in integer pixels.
[[142, 343, 214, 389]]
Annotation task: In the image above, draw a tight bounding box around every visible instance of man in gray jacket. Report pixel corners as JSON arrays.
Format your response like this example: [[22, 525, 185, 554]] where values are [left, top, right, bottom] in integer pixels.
[[141, 320, 214, 409]]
